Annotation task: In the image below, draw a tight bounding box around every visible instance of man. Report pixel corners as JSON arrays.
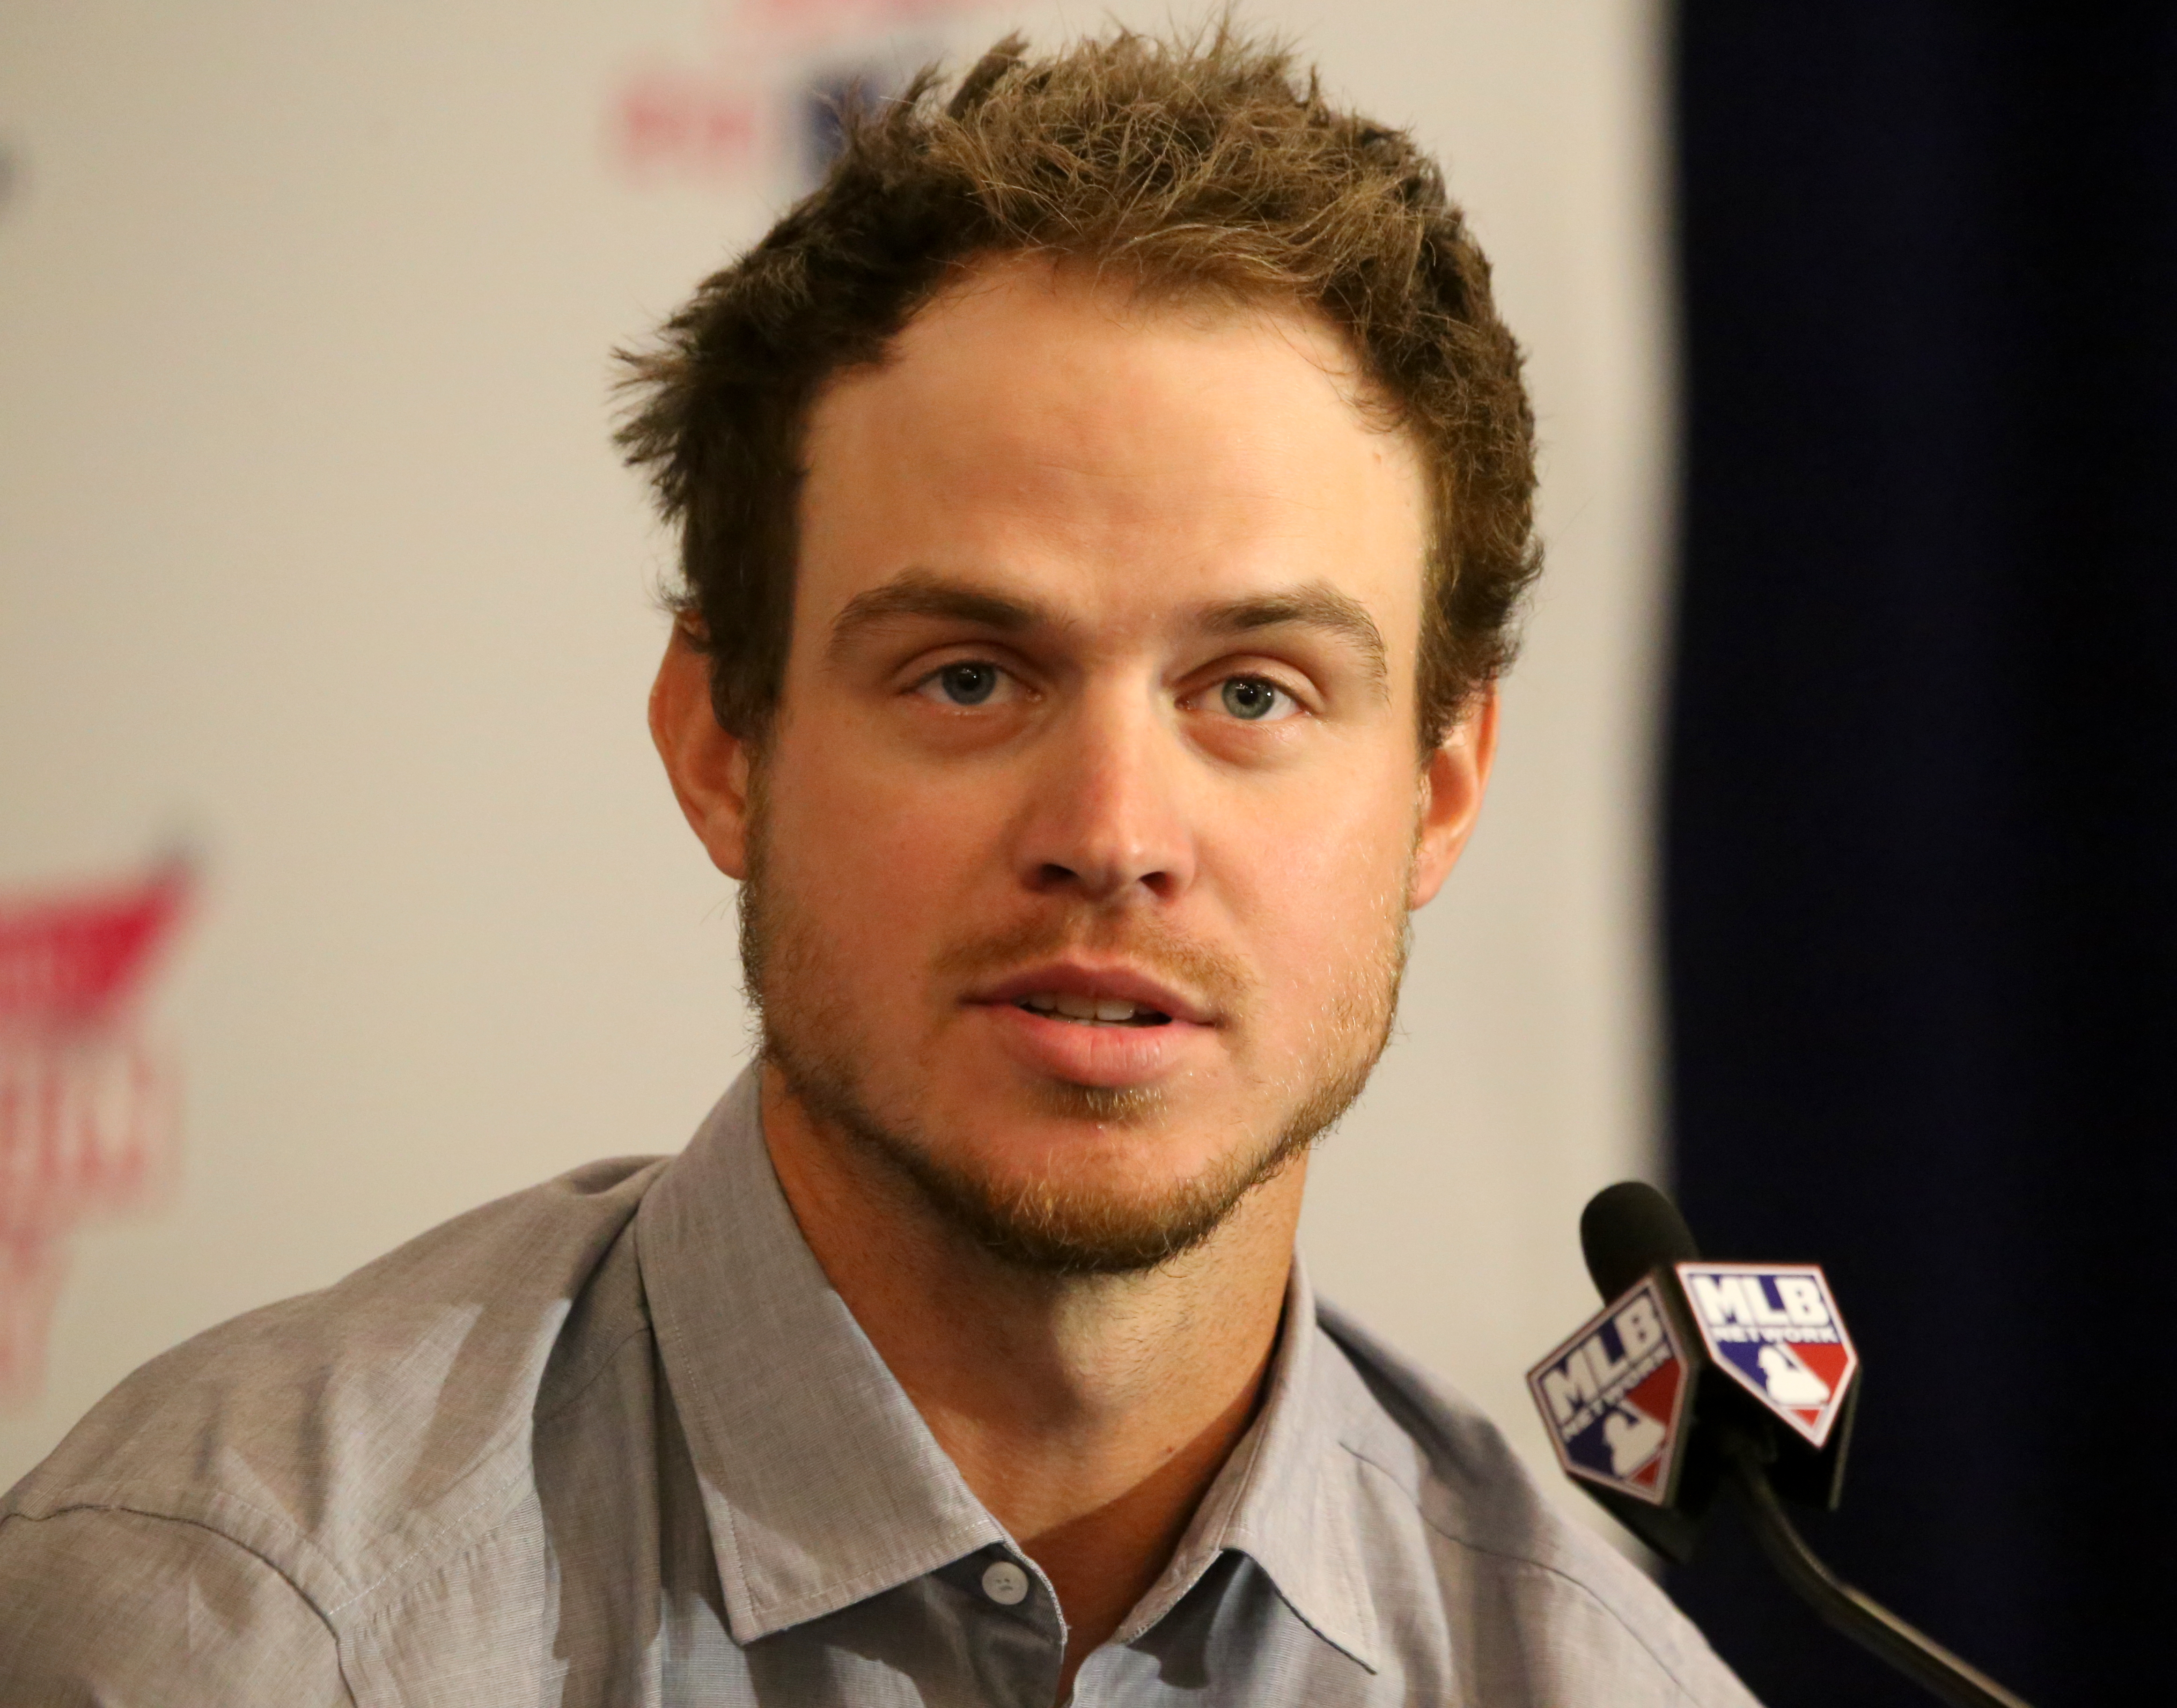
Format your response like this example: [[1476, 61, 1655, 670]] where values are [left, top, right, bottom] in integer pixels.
[[0, 29, 1757, 1706]]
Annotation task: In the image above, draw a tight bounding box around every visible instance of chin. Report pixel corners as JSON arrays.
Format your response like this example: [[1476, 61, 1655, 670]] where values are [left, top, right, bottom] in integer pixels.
[[885, 1096, 1306, 1277]]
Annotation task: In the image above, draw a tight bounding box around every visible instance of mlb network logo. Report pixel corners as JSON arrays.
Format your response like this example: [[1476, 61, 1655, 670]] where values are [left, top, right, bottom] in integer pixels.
[[1677, 1263, 1859, 1449], [1526, 1277, 1691, 1506]]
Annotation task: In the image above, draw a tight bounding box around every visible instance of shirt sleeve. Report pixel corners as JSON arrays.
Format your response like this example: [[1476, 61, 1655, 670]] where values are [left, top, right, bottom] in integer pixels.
[[0, 1506, 355, 1706]]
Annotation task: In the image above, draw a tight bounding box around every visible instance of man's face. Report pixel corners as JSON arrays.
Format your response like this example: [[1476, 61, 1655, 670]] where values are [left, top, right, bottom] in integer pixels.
[[717, 256, 1488, 1271]]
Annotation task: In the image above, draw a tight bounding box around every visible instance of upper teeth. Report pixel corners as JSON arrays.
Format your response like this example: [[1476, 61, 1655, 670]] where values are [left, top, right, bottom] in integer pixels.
[[1021, 992, 1155, 1023]]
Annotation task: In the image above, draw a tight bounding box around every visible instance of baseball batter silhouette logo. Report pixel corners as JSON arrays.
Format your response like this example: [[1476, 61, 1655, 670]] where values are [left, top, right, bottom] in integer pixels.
[[1527, 1276, 1694, 1504], [1676, 1262, 1859, 1448]]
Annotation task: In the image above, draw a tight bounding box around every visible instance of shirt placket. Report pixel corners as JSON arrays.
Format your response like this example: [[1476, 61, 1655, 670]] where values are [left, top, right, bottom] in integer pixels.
[[936, 1543, 1068, 1708]]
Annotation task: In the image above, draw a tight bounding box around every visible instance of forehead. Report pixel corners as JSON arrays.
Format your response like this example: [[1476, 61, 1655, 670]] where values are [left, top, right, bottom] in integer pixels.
[[794, 255, 1429, 658]]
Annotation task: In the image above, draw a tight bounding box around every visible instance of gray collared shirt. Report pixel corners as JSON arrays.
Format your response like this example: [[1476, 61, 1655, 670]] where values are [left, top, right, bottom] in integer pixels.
[[0, 1070, 1758, 1706]]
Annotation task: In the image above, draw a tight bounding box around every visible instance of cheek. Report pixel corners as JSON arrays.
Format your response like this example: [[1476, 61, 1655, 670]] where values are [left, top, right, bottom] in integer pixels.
[[763, 729, 998, 953], [1213, 765, 1417, 978]]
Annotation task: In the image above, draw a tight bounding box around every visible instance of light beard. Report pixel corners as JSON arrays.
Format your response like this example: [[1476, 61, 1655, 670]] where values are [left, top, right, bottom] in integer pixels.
[[737, 773, 1413, 1277]]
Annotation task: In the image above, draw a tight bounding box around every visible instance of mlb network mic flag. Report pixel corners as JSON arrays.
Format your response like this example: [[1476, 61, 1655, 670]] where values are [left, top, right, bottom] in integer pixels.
[[1526, 1276, 1693, 1505], [1677, 1263, 1859, 1449]]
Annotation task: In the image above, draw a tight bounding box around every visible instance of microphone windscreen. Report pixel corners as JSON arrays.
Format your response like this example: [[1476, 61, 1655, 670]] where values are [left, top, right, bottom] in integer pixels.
[[1581, 1181, 1700, 1302]]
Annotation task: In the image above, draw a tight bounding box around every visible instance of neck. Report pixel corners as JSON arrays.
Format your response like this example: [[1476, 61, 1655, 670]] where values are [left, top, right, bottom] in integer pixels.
[[758, 1063, 1302, 1691]]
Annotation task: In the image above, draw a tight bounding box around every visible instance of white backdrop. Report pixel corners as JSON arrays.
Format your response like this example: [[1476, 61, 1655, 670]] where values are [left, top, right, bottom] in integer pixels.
[[0, 0, 1673, 1536]]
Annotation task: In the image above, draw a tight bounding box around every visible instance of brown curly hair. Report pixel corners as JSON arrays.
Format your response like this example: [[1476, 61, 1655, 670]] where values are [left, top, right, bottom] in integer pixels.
[[617, 24, 1539, 749]]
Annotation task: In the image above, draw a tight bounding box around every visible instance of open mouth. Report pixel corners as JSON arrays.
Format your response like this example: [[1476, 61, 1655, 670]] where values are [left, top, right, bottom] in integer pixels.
[[1013, 993, 1173, 1028]]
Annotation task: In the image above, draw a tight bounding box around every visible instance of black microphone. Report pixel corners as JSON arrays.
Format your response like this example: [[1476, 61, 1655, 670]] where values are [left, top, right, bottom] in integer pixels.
[[1529, 1183, 2033, 1708], [1581, 1179, 1699, 1301]]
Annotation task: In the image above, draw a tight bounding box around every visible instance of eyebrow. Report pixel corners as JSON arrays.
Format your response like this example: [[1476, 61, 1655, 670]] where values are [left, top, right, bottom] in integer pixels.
[[1195, 585, 1389, 696], [826, 569, 1390, 696], [826, 572, 1043, 659]]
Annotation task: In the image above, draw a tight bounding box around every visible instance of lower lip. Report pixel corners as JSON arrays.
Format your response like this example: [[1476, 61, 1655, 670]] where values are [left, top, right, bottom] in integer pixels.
[[971, 1001, 1218, 1088]]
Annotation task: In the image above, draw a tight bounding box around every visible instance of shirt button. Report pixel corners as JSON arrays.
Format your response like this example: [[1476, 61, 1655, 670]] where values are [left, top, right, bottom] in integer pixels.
[[980, 1559, 1030, 1606]]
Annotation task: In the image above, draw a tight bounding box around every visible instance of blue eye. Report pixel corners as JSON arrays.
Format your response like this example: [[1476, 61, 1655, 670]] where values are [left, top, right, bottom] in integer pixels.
[[1219, 677, 1289, 721], [934, 662, 1000, 705]]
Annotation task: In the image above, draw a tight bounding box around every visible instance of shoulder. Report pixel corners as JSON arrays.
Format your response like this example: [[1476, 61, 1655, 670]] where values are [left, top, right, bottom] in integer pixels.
[[1, 1153, 670, 1632], [1315, 1301, 1760, 1708], [0, 1505, 357, 1703]]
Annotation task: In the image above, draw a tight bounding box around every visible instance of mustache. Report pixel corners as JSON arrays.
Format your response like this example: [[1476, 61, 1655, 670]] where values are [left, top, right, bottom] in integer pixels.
[[931, 910, 1251, 1016]]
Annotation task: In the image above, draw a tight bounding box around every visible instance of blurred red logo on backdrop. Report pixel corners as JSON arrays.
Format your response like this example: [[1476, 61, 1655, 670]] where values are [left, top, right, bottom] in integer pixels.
[[610, 0, 987, 185], [0, 858, 192, 1401]]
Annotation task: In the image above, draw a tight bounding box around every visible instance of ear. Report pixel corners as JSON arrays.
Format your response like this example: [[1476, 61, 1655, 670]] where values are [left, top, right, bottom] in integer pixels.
[[1408, 684, 1500, 909], [649, 626, 755, 881]]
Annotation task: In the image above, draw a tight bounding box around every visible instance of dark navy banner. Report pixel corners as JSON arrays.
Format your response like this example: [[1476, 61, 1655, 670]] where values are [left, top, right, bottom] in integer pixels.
[[1665, 7, 2177, 1705]]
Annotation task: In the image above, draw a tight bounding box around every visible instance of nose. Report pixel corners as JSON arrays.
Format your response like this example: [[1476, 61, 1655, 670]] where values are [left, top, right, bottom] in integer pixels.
[[1011, 690, 1197, 906]]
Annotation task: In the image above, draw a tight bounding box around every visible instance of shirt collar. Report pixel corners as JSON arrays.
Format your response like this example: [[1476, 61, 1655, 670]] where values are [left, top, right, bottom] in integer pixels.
[[637, 1068, 1006, 1643], [1115, 1254, 1383, 1673], [637, 1065, 1379, 1672]]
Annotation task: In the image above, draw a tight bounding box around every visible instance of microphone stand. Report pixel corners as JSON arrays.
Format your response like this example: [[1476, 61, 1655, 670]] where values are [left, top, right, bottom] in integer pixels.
[[1718, 1433, 2032, 1708]]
